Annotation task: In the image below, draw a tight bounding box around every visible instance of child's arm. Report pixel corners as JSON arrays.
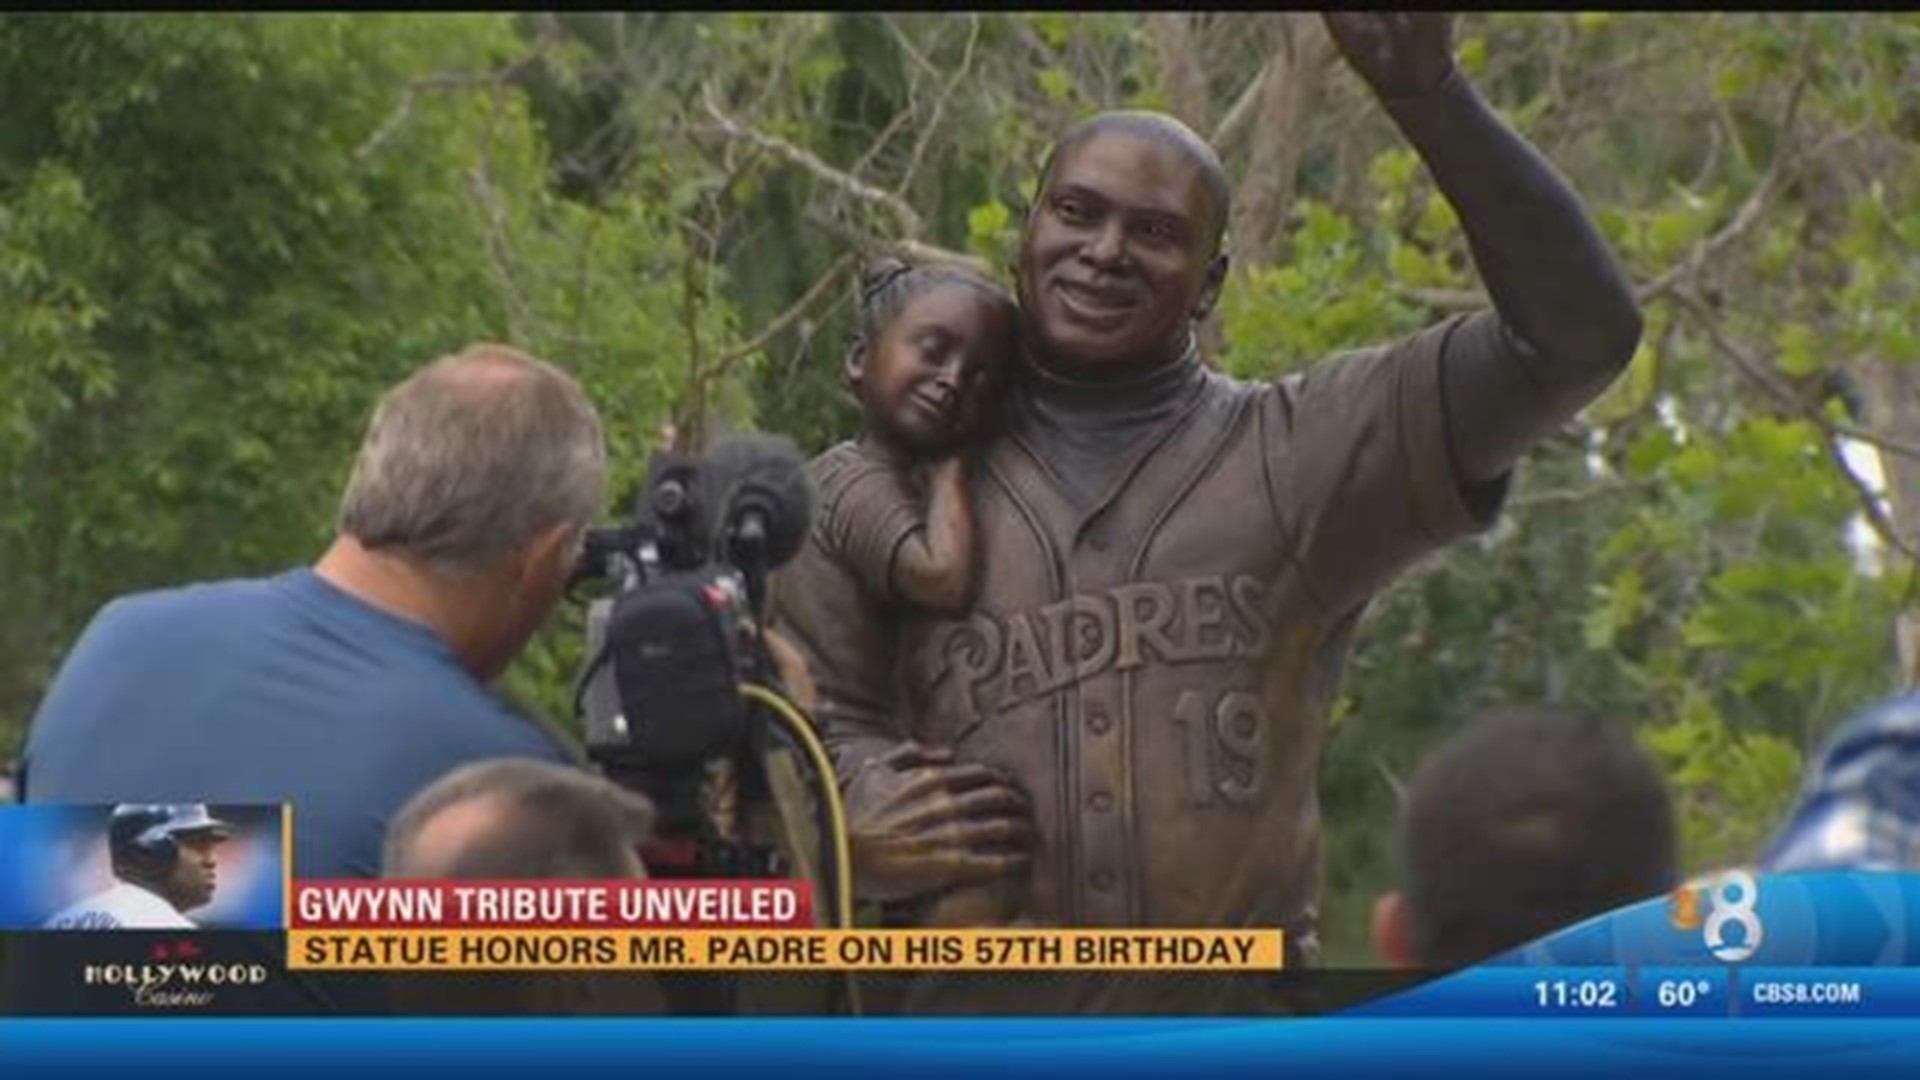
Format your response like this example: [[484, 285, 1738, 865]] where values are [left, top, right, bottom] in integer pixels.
[[889, 456, 974, 614]]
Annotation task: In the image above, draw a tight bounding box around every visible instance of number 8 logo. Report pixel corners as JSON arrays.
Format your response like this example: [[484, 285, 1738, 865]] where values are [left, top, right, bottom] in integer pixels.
[[1702, 869, 1763, 962]]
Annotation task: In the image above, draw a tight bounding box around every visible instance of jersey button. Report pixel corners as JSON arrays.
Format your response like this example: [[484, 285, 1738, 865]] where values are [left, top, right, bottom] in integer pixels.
[[1088, 791, 1113, 812], [1090, 870, 1116, 892], [1086, 706, 1111, 734]]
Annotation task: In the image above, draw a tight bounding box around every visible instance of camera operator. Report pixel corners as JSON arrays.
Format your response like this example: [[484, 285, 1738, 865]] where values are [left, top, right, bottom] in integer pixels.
[[21, 344, 600, 880]]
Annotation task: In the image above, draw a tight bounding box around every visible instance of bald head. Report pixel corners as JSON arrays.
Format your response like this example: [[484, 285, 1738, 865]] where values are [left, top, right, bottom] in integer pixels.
[[397, 795, 514, 878], [384, 759, 654, 880], [382, 761, 667, 1016], [1040, 111, 1231, 252]]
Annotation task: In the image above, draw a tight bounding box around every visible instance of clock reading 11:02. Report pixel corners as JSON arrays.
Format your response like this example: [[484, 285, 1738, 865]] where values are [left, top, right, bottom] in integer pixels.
[[1533, 979, 1622, 1010]]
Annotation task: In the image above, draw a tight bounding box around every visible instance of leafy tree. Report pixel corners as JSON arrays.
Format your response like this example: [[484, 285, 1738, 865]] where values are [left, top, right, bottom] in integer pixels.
[[0, 14, 737, 743]]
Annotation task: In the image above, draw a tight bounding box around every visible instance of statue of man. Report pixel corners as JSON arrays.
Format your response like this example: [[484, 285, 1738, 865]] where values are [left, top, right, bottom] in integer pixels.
[[774, 12, 1642, 1012]]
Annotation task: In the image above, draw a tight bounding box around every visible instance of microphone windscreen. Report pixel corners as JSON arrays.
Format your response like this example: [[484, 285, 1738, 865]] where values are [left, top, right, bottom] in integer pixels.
[[703, 433, 815, 568]]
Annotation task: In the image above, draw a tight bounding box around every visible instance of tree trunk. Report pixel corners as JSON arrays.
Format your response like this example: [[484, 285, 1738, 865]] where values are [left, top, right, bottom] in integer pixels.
[[1853, 357, 1920, 688], [1146, 13, 1211, 134], [1229, 13, 1332, 273]]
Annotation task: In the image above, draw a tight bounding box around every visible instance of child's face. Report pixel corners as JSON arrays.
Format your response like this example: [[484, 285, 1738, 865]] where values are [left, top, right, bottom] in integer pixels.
[[853, 284, 1013, 455]]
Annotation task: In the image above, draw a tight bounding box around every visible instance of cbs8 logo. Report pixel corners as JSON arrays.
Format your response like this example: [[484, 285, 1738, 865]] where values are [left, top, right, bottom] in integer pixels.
[[1669, 869, 1764, 962]]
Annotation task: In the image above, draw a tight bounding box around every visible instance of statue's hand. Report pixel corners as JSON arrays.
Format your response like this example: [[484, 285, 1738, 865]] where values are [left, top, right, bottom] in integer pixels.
[[842, 742, 1033, 903], [1322, 13, 1456, 100]]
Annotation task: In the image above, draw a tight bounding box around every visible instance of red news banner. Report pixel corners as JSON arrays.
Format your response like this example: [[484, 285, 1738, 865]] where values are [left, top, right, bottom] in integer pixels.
[[287, 880, 1284, 972], [296, 879, 808, 929]]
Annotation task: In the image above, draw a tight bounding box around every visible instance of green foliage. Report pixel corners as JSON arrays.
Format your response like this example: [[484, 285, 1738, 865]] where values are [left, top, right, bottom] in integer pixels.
[[1217, 200, 1425, 378], [965, 198, 1017, 272], [0, 14, 735, 741]]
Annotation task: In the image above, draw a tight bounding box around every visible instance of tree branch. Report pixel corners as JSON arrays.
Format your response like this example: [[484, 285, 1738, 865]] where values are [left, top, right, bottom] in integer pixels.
[[883, 13, 942, 80], [1636, 76, 1809, 305], [1397, 78, 1826, 317], [359, 73, 501, 161], [1229, 14, 1334, 269], [1671, 290, 1920, 462], [466, 163, 536, 340], [802, 210, 991, 276], [1510, 477, 1661, 510], [1147, 13, 1212, 132], [707, 253, 858, 376], [1210, 61, 1270, 154], [1822, 432, 1920, 567], [356, 39, 556, 162], [703, 86, 925, 238], [883, 14, 981, 206]]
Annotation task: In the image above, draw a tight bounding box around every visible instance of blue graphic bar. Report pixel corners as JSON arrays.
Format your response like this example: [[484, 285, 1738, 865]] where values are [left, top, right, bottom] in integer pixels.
[[1349, 966, 1633, 1017], [1738, 968, 1920, 1019], [1634, 967, 1733, 1018], [16, 1019, 1920, 1079], [1363, 966, 1920, 1019]]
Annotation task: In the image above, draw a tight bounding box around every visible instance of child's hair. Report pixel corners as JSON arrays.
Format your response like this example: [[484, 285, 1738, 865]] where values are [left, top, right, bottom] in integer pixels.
[[1400, 705, 1677, 968], [854, 257, 1013, 347]]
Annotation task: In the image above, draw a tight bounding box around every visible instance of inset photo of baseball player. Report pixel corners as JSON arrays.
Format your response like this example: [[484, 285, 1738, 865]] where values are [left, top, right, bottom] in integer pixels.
[[0, 803, 284, 930]]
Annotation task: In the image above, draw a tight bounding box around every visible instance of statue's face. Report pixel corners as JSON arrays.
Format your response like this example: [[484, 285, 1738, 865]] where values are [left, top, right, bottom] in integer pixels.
[[851, 283, 1013, 455], [1017, 130, 1223, 376]]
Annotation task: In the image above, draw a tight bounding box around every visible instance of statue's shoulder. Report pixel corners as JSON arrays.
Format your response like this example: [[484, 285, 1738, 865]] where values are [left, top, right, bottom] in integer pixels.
[[808, 438, 868, 475], [809, 439, 891, 499]]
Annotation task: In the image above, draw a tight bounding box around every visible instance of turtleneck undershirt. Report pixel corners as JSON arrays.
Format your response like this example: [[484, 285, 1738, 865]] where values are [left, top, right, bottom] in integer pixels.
[[1009, 337, 1212, 514]]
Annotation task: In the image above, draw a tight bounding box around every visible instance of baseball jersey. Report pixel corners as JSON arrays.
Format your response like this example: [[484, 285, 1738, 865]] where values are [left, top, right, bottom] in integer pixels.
[[44, 881, 194, 930], [779, 313, 1505, 1011]]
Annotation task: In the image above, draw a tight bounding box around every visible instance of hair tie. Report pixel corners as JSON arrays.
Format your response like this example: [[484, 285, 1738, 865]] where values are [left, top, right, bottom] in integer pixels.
[[858, 258, 915, 303]]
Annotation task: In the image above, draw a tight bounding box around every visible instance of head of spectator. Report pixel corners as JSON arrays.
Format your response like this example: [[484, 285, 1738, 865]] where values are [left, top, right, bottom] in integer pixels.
[[1764, 693, 1920, 872], [321, 344, 608, 682], [1372, 705, 1679, 969], [383, 757, 662, 1014], [385, 757, 654, 879]]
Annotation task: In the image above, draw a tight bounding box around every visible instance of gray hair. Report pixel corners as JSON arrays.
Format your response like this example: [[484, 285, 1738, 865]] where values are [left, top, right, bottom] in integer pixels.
[[338, 344, 608, 574], [383, 758, 655, 879]]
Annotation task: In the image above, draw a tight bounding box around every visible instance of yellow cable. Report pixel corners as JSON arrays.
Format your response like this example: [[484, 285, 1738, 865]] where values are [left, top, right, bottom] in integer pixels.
[[740, 682, 862, 1015]]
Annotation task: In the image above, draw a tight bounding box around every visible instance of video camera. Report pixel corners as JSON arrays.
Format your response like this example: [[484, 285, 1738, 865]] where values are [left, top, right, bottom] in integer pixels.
[[570, 432, 819, 878], [570, 432, 860, 1014]]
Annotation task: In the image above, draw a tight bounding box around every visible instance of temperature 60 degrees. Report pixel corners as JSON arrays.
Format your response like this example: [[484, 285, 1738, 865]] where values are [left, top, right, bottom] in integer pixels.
[[1657, 979, 1714, 1008]]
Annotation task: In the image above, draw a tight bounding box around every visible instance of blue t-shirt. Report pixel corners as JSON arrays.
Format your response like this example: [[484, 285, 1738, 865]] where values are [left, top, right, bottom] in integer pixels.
[[21, 569, 574, 878]]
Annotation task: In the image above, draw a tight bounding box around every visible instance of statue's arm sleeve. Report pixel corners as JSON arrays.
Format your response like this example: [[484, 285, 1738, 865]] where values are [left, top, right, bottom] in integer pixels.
[[1382, 69, 1644, 485], [816, 450, 925, 606], [1259, 71, 1641, 615]]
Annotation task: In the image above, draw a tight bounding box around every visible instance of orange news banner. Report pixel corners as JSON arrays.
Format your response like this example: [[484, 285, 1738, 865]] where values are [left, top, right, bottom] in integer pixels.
[[286, 928, 1286, 972]]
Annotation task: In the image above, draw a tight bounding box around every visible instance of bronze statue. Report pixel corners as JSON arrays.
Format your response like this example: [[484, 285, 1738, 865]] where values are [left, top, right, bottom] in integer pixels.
[[772, 12, 1643, 1012]]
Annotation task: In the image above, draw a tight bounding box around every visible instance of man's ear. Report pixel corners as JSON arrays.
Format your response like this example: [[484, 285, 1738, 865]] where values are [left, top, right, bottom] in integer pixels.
[[516, 521, 580, 588], [844, 339, 868, 391], [1193, 252, 1230, 321], [1372, 891, 1418, 969]]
